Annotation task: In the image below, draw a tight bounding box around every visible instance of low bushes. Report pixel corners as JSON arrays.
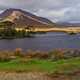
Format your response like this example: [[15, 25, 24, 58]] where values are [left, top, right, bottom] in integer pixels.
[[0, 51, 13, 62], [49, 49, 64, 60], [0, 49, 79, 62], [25, 50, 49, 59], [14, 48, 24, 57], [49, 49, 80, 60]]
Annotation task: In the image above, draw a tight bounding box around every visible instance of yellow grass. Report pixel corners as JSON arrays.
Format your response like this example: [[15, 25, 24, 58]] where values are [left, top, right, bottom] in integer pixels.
[[15, 27, 80, 33]]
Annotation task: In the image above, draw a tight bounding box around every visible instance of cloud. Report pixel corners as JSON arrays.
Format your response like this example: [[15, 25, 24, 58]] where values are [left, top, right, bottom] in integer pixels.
[[0, 0, 80, 23], [59, 3, 80, 22], [34, 8, 70, 22]]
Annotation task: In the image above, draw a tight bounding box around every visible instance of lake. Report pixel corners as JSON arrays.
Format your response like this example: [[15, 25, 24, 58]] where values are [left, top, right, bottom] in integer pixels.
[[0, 32, 80, 51]]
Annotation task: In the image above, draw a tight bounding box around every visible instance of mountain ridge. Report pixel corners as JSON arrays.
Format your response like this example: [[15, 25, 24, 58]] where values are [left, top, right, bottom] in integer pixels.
[[0, 8, 53, 27]]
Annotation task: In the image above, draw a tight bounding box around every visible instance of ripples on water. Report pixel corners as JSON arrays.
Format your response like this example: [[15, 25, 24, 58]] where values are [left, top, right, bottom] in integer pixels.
[[0, 32, 80, 51]]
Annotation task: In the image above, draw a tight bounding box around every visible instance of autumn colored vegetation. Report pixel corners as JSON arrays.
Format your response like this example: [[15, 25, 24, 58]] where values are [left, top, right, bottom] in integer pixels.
[[0, 48, 79, 62]]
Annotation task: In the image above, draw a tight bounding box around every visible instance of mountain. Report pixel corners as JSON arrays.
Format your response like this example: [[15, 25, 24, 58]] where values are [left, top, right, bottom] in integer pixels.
[[0, 8, 53, 27], [57, 22, 80, 27]]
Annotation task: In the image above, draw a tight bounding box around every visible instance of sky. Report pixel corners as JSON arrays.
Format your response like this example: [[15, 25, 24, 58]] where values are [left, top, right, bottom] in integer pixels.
[[0, 0, 80, 23]]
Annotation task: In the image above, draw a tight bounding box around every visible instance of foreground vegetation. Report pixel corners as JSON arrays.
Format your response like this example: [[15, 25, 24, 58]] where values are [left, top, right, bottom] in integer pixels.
[[0, 49, 79, 80], [0, 57, 79, 74], [0, 49, 79, 73]]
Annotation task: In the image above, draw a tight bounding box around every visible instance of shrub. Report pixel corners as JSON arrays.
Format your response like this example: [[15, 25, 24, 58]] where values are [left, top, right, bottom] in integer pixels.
[[25, 50, 38, 58], [0, 51, 11, 62], [25, 50, 49, 59], [49, 49, 64, 60], [34, 51, 49, 59], [14, 48, 23, 57]]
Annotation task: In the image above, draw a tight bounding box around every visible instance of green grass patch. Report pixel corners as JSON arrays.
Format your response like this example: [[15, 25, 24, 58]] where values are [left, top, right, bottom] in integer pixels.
[[0, 57, 79, 73]]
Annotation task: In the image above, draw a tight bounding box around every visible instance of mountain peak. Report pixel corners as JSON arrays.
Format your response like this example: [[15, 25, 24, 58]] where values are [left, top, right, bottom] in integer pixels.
[[0, 8, 53, 27]]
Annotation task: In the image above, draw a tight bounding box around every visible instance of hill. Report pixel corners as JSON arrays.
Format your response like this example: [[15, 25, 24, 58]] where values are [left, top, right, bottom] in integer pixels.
[[0, 8, 53, 28]]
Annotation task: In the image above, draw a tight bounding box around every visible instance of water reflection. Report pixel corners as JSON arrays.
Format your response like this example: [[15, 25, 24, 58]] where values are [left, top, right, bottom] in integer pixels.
[[0, 32, 80, 51]]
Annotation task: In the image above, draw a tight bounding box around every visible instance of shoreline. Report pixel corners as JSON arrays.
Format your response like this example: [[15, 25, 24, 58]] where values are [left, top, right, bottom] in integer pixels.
[[15, 27, 80, 33], [0, 27, 80, 33]]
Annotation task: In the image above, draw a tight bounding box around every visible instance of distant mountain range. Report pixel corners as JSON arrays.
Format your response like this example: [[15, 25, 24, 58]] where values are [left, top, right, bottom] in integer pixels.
[[0, 8, 53, 27], [57, 22, 80, 27]]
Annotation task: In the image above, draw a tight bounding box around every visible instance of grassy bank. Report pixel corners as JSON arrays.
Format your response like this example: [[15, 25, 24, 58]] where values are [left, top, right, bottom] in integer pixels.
[[0, 49, 79, 80], [0, 57, 79, 74], [0, 49, 79, 74], [0, 57, 79, 80]]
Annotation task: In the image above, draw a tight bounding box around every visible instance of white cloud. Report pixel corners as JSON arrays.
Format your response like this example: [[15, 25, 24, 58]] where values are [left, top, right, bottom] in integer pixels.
[[0, 10, 4, 14], [34, 8, 70, 22]]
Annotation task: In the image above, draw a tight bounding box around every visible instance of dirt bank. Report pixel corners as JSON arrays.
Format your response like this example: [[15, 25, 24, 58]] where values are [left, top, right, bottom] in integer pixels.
[[0, 72, 52, 80], [0, 71, 80, 80]]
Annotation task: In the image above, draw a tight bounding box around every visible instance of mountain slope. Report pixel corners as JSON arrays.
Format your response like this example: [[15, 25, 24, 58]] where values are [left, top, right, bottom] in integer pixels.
[[0, 8, 53, 27]]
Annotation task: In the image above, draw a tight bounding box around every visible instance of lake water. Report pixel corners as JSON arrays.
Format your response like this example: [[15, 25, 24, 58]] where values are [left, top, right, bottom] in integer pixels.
[[0, 32, 80, 51]]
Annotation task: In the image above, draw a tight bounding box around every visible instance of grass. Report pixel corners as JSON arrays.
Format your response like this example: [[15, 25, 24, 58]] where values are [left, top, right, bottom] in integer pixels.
[[0, 57, 79, 74]]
